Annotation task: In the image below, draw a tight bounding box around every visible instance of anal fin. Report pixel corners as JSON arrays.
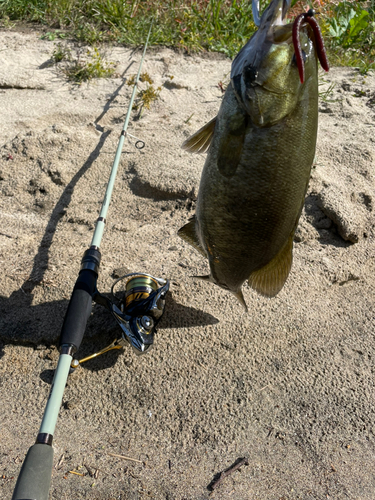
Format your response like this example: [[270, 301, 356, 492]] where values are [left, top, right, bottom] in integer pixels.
[[194, 276, 248, 312], [248, 235, 293, 298], [181, 116, 217, 154], [178, 216, 206, 257], [232, 289, 248, 312]]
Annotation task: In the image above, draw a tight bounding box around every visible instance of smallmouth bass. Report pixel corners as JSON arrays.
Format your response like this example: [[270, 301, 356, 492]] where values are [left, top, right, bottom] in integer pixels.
[[178, 0, 329, 309]]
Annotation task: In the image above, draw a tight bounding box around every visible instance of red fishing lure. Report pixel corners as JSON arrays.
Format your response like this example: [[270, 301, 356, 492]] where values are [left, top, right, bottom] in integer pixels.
[[293, 9, 329, 83]]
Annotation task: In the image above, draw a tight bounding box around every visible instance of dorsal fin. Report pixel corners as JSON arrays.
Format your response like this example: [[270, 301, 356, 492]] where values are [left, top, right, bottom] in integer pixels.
[[181, 116, 217, 154], [178, 216, 206, 257], [248, 234, 293, 297]]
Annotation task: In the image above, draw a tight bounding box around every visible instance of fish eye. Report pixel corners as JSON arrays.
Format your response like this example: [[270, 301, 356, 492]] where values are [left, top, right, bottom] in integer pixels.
[[292, 50, 306, 66], [243, 64, 258, 84]]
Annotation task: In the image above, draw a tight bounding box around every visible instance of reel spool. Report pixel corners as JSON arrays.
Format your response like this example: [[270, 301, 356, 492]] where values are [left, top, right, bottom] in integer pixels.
[[119, 274, 160, 310], [112, 272, 168, 318]]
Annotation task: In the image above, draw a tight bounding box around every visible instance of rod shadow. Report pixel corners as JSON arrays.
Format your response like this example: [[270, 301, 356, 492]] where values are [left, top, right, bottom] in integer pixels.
[[0, 59, 218, 360], [1, 65, 130, 349]]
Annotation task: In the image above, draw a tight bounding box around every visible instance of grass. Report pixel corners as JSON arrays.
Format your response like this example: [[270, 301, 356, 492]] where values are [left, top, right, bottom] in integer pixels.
[[126, 72, 162, 117], [52, 45, 116, 83], [313, 0, 375, 74], [64, 47, 116, 83], [0, 0, 374, 71]]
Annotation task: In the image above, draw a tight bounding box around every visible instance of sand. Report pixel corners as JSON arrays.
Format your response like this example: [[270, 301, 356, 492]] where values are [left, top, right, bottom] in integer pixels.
[[0, 29, 375, 500]]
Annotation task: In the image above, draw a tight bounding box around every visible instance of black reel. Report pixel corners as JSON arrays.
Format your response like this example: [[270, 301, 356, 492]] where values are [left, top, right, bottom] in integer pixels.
[[94, 273, 169, 355], [70, 273, 169, 371]]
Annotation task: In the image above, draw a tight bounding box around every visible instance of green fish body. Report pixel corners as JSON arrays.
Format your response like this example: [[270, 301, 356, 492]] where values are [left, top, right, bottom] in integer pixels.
[[179, 0, 321, 308]]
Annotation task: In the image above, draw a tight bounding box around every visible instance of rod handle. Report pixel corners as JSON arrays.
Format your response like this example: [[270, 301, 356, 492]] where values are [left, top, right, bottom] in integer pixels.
[[12, 443, 53, 500], [59, 268, 97, 350]]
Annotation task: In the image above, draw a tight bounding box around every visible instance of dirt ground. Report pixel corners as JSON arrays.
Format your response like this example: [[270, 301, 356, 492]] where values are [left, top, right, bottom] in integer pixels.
[[0, 29, 375, 500]]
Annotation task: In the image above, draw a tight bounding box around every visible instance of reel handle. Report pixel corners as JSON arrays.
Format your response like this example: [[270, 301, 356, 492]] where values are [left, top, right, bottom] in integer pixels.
[[11, 443, 53, 500]]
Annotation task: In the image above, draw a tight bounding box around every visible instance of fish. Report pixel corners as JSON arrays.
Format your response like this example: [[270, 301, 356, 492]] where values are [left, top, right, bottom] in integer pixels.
[[178, 0, 329, 310]]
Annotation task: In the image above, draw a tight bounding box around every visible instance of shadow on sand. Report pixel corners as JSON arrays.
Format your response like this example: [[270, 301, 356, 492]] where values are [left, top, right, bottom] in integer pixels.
[[0, 62, 219, 366]]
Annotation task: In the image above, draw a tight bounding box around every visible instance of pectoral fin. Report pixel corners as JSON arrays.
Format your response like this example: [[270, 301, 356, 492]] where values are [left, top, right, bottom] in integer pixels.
[[248, 235, 293, 297], [178, 216, 206, 257], [181, 117, 217, 154], [217, 113, 247, 178]]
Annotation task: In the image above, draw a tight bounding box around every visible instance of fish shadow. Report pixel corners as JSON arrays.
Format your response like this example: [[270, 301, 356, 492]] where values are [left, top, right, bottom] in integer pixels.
[[129, 175, 184, 201], [127, 161, 195, 202]]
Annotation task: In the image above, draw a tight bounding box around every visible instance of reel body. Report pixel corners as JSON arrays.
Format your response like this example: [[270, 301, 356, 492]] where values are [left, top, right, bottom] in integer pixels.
[[109, 273, 169, 354], [71, 273, 169, 371]]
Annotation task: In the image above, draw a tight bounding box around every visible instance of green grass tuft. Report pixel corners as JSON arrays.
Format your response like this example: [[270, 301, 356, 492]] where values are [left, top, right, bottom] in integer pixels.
[[53, 46, 116, 83], [0, 0, 374, 70]]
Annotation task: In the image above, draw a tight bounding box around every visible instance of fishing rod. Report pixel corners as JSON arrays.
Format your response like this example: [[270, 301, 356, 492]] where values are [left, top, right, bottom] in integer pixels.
[[12, 22, 169, 500]]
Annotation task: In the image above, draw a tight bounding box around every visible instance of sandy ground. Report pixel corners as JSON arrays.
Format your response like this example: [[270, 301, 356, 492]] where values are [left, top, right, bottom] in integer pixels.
[[0, 29, 375, 500]]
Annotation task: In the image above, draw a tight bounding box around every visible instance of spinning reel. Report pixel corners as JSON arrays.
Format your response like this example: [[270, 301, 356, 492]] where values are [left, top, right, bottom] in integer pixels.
[[70, 273, 169, 371]]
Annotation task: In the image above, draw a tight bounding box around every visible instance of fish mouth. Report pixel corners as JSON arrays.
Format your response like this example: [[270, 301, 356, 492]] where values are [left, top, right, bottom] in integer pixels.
[[231, 0, 328, 116], [232, 0, 293, 83], [257, 0, 291, 30]]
